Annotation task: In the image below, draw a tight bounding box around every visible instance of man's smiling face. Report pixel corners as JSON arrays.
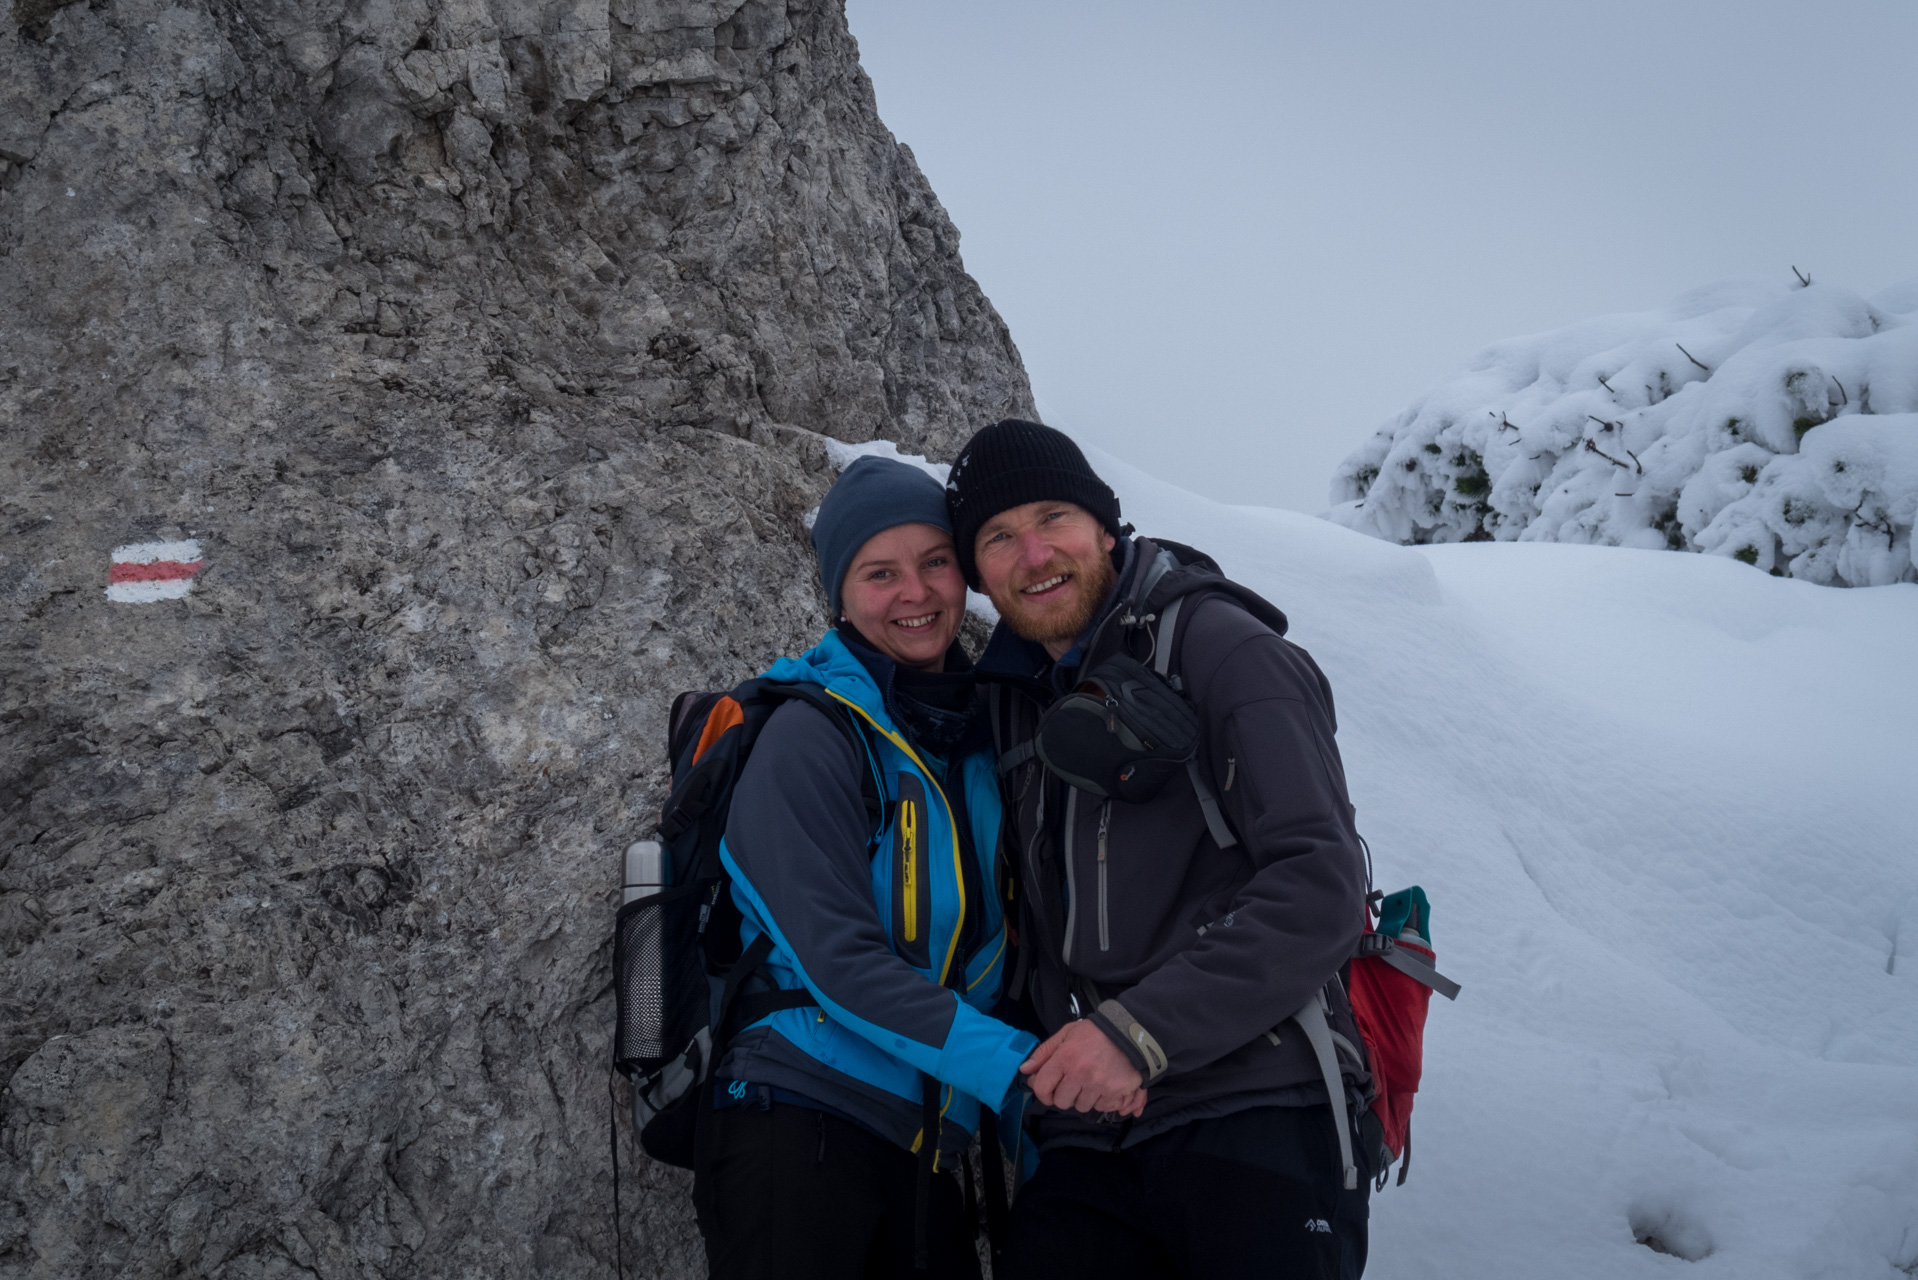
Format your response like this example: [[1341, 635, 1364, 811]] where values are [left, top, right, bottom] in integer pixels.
[[973, 500, 1117, 659]]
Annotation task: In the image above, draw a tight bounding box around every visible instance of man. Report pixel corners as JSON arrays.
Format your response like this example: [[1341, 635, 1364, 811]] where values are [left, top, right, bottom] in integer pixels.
[[948, 419, 1374, 1279]]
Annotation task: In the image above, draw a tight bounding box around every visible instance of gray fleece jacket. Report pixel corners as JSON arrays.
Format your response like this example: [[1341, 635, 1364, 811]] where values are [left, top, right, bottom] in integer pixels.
[[979, 537, 1371, 1149]]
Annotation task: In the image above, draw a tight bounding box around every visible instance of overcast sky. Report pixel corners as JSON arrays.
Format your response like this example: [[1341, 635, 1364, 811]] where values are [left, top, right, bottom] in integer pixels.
[[844, 0, 1918, 512]]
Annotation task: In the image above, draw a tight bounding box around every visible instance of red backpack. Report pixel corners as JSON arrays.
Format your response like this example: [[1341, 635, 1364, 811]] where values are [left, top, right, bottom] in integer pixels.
[[1346, 885, 1459, 1185]]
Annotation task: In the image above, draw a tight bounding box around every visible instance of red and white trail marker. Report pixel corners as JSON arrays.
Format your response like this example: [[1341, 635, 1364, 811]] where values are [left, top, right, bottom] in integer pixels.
[[107, 539, 204, 603]]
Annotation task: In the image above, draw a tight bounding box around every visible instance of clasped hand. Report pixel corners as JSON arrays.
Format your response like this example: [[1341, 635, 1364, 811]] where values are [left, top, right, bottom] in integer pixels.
[[1019, 1019, 1146, 1117]]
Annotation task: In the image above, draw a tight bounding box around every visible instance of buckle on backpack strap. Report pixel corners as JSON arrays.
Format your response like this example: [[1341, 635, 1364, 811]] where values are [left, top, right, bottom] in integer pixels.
[[1356, 931, 1395, 958]]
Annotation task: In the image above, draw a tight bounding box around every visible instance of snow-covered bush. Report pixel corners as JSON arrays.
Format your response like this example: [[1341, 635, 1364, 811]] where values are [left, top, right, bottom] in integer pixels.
[[1327, 277, 1918, 585]]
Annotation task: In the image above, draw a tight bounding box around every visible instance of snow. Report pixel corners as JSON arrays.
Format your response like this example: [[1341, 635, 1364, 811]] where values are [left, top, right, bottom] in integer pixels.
[[839, 437, 1918, 1277], [1327, 277, 1918, 587], [823, 436, 951, 481]]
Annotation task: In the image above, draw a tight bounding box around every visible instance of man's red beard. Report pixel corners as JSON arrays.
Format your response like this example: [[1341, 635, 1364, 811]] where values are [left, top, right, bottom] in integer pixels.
[[995, 548, 1117, 648]]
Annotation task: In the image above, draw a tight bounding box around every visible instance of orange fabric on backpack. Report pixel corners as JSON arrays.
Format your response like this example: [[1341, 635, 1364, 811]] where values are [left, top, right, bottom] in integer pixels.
[[692, 696, 745, 764]]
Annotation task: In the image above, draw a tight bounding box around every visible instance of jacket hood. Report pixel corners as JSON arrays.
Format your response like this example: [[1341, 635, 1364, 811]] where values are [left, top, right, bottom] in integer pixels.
[[761, 628, 886, 722], [1126, 537, 1288, 639]]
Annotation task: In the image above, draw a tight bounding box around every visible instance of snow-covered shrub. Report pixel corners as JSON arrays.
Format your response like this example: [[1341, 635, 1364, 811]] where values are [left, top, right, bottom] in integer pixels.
[[1327, 277, 1918, 585]]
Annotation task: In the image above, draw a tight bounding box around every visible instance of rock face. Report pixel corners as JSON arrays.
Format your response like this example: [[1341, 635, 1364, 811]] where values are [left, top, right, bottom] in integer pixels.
[[0, 1, 1032, 1275]]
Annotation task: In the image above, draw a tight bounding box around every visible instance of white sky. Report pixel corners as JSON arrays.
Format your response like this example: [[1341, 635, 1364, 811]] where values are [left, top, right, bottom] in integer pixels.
[[845, 0, 1918, 513]]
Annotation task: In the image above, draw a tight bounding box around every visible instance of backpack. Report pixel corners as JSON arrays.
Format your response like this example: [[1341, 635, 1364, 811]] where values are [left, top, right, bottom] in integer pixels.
[[1348, 885, 1459, 1186], [1000, 536, 1459, 1189], [610, 678, 882, 1169]]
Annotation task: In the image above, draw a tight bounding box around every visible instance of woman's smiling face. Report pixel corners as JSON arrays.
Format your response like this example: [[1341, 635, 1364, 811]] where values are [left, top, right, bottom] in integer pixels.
[[837, 522, 968, 672]]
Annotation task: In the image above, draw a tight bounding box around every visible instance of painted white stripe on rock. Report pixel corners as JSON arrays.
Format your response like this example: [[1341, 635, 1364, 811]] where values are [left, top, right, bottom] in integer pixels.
[[107, 579, 195, 603], [111, 539, 202, 564]]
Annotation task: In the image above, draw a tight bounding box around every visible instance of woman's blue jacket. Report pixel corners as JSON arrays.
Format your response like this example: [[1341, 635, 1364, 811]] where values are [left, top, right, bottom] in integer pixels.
[[717, 628, 1036, 1160]]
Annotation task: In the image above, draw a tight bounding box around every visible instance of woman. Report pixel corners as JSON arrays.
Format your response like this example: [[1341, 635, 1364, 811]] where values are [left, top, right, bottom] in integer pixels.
[[693, 456, 1035, 1280]]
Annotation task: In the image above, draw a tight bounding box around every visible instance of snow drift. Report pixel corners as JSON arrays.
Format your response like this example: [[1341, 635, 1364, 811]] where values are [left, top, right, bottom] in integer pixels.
[[836, 438, 1918, 1278], [1114, 450, 1918, 1279], [1328, 277, 1918, 586]]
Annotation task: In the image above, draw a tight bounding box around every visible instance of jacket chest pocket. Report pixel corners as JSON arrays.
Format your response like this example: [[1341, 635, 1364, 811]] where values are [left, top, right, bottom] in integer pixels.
[[891, 773, 932, 969], [1077, 793, 1207, 965]]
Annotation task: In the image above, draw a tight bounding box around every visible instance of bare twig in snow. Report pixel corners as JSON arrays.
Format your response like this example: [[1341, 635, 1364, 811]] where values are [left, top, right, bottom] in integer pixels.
[[1854, 511, 1894, 539], [1831, 376, 1848, 406], [1676, 343, 1710, 372], [1596, 373, 1615, 394], [1583, 437, 1638, 472], [1792, 265, 1812, 287]]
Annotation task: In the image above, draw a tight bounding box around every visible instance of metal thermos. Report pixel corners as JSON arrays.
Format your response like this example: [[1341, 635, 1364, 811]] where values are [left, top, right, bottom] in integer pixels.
[[624, 840, 668, 904], [621, 840, 670, 1059]]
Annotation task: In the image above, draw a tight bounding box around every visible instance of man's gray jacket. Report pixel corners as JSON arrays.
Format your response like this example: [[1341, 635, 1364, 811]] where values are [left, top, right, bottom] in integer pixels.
[[979, 537, 1371, 1149]]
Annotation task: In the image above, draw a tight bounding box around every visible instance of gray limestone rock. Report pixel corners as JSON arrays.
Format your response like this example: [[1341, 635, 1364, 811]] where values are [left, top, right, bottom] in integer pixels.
[[0, 0, 1033, 1274]]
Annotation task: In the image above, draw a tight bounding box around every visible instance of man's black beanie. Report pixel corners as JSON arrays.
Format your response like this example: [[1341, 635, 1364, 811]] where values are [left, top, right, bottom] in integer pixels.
[[945, 418, 1123, 588]]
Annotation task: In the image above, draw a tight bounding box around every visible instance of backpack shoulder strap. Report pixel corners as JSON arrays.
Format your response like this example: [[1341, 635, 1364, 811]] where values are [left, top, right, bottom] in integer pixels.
[[989, 684, 1038, 777], [1152, 595, 1186, 684], [1137, 588, 1243, 848], [1136, 588, 1240, 850], [982, 673, 1053, 779], [1294, 987, 1360, 1191]]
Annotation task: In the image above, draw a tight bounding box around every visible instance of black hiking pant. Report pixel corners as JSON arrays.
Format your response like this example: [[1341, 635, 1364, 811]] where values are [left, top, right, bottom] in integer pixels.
[[996, 1105, 1369, 1280], [693, 1099, 979, 1280]]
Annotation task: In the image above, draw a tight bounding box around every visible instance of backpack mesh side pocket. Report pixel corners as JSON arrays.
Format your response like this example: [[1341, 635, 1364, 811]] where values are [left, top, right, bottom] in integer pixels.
[[614, 882, 708, 1077]]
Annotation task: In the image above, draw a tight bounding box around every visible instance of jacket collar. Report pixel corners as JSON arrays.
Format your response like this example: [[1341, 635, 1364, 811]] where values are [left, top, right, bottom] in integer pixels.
[[760, 628, 889, 726], [762, 627, 972, 745]]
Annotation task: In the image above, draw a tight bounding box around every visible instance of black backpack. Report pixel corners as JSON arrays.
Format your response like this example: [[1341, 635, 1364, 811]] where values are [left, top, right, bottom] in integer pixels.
[[611, 678, 881, 1168]]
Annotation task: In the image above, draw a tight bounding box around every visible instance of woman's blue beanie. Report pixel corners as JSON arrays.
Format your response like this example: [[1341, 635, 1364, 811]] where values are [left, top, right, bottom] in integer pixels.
[[810, 456, 954, 618]]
